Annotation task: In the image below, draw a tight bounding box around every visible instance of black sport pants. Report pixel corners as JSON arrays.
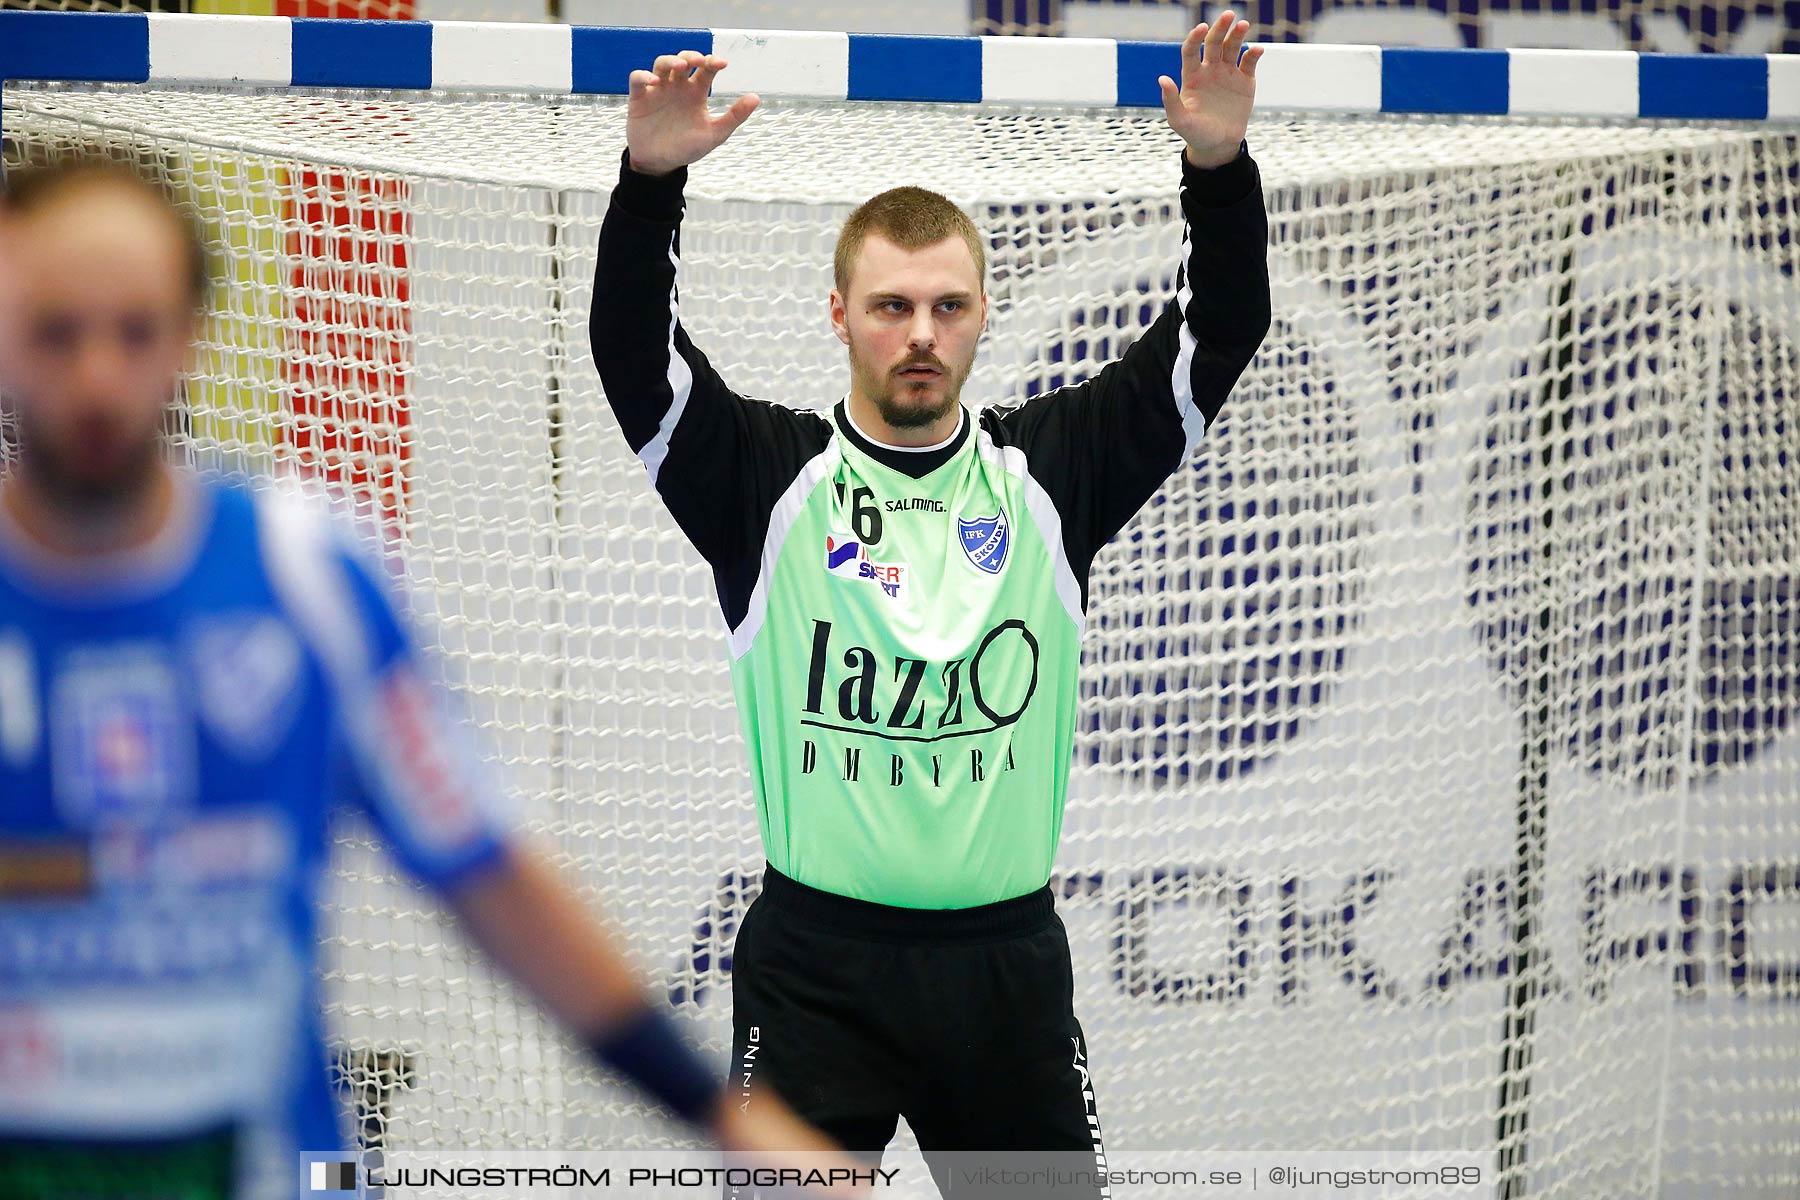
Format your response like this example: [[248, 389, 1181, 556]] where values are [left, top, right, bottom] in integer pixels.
[[726, 865, 1108, 1199]]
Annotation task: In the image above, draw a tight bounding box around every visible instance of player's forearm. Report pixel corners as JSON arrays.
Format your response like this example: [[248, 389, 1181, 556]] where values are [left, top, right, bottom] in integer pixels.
[[591, 149, 700, 455], [1075, 146, 1267, 444], [1173, 143, 1272, 425], [449, 844, 646, 1035], [450, 845, 728, 1127]]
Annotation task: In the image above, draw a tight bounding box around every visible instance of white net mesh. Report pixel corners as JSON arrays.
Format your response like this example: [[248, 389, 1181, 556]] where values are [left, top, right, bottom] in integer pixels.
[[4, 84, 1797, 1196]]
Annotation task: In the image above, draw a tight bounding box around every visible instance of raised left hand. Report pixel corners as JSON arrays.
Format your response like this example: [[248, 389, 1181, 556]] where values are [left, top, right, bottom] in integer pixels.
[[1159, 12, 1264, 169]]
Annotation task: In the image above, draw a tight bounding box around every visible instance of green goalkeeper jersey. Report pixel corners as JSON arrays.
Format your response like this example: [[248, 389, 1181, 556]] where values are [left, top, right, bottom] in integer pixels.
[[593, 146, 1270, 908]]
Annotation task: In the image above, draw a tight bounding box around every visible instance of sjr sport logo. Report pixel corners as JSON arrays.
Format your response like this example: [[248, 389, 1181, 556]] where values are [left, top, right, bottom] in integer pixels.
[[824, 534, 905, 599]]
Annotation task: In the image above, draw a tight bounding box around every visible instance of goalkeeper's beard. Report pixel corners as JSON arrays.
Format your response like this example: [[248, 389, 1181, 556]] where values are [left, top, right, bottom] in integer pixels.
[[848, 342, 972, 431], [6, 397, 167, 525]]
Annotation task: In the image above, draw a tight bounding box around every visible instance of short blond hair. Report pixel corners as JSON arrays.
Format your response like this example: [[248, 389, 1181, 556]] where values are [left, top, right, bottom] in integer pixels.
[[833, 186, 984, 296]]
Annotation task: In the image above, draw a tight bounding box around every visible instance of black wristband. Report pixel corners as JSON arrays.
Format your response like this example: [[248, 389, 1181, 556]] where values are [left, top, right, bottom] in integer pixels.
[[1181, 140, 1258, 208], [589, 1005, 722, 1127], [613, 148, 689, 222]]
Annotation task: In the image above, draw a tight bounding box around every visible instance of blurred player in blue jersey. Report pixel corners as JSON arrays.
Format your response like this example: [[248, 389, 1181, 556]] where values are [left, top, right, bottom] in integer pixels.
[[0, 159, 842, 1199]]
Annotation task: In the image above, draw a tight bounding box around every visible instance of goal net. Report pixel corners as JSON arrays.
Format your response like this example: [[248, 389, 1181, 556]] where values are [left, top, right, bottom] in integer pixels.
[[4, 78, 1797, 1197]]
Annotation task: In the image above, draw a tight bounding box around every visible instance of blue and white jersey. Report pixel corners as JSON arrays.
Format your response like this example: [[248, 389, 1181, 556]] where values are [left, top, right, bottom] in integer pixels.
[[0, 472, 514, 1194]]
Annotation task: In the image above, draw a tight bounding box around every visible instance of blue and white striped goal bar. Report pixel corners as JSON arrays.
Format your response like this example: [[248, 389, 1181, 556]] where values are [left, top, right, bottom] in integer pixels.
[[1, 10, 1798, 121]]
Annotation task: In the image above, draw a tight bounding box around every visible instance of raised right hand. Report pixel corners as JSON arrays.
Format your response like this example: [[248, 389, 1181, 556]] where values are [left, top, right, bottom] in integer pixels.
[[626, 51, 760, 177]]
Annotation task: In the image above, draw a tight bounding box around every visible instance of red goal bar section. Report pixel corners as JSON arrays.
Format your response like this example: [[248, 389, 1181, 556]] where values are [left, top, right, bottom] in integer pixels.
[[281, 2, 413, 530], [285, 168, 412, 531], [206, 1, 417, 529], [271, 1, 417, 22]]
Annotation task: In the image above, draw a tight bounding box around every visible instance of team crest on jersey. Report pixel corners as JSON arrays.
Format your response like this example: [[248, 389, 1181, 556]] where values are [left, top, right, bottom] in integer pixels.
[[957, 510, 1009, 575], [51, 647, 193, 828], [824, 534, 906, 600], [189, 616, 304, 761]]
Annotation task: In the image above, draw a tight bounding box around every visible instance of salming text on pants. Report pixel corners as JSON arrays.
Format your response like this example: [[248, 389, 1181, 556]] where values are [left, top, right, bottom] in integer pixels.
[[727, 865, 1109, 1199]]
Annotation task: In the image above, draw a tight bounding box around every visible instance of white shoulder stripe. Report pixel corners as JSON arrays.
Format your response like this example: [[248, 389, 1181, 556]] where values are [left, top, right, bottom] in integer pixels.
[[976, 428, 1086, 633], [1170, 226, 1209, 457], [257, 486, 509, 860], [635, 236, 695, 488], [728, 443, 841, 660], [255, 487, 371, 699]]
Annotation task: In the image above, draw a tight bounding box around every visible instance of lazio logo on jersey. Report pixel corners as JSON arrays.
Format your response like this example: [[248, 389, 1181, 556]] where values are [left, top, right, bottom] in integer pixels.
[[957, 510, 1009, 575]]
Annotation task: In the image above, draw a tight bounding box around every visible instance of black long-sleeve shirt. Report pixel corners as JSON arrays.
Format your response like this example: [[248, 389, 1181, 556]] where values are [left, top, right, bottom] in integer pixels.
[[591, 144, 1271, 906]]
